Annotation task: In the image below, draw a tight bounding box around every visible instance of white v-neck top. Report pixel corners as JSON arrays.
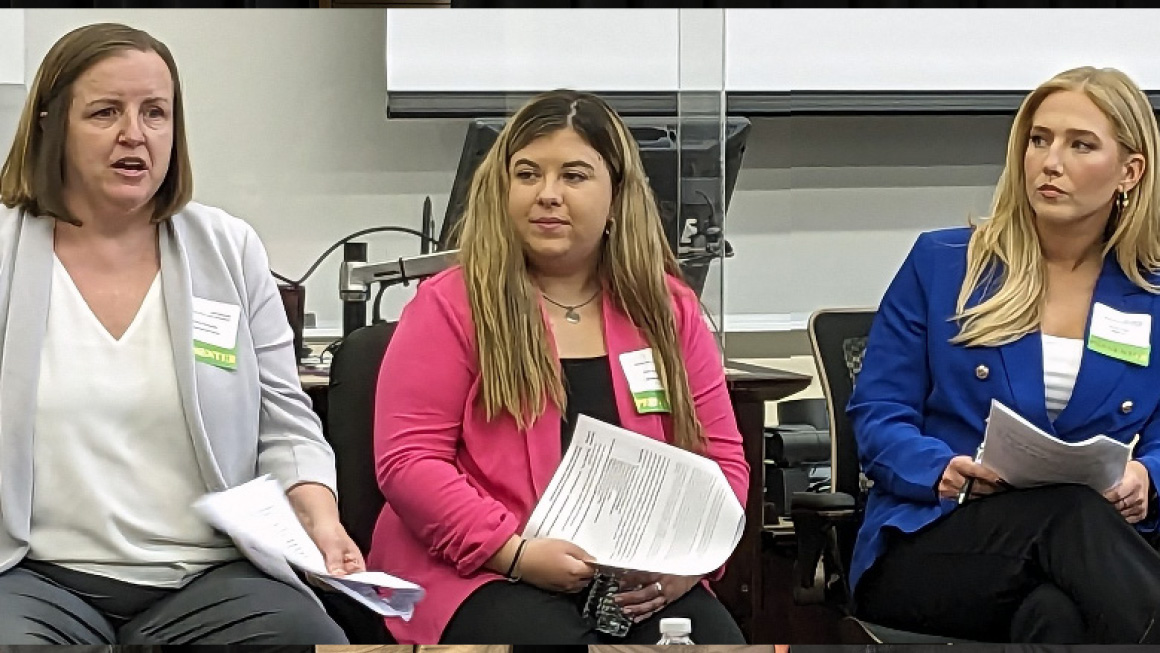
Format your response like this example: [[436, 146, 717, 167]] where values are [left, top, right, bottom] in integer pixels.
[[28, 256, 238, 587]]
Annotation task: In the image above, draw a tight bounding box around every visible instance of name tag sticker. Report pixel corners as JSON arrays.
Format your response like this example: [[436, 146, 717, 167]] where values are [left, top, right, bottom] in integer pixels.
[[619, 348, 670, 414], [193, 297, 241, 371], [1088, 302, 1151, 366]]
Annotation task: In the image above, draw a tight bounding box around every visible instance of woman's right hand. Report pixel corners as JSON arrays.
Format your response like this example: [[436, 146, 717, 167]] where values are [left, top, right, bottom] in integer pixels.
[[516, 537, 596, 593], [938, 454, 1004, 500]]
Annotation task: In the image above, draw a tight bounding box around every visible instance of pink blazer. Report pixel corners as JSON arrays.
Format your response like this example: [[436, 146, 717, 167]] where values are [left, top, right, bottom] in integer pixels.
[[369, 266, 748, 644]]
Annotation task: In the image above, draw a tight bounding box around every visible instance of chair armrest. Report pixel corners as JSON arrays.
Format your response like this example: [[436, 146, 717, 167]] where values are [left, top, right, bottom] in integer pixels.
[[789, 490, 857, 594], [791, 491, 856, 513]]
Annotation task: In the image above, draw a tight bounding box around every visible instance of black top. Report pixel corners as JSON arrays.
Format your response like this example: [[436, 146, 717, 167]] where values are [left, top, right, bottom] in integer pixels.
[[560, 356, 621, 452]]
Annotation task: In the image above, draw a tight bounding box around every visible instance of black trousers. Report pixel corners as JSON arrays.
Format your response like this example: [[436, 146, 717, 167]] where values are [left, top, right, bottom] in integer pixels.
[[0, 649, 314, 653], [791, 647, 1160, 653], [0, 648, 314, 653], [855, 484, 1160, 643], [0, 559, 347, 644], [442, 580, 746, 644]]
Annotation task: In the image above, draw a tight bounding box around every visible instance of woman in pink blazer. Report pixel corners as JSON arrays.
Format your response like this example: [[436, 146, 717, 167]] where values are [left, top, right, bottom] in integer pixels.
[[368, 90, 749, 645]]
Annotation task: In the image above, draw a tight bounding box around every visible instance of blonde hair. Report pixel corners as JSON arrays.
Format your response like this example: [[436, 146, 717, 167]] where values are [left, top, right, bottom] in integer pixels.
[[449, 89, 706, 452], [0, 22, 192, 225], [953, 66, 1160, 346]]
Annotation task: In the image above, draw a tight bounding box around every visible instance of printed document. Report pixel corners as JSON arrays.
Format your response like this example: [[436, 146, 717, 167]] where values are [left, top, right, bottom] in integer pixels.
[[193, 475, 424, 619], [523, 415, 745, 576], [981, 399, 1136, 493]]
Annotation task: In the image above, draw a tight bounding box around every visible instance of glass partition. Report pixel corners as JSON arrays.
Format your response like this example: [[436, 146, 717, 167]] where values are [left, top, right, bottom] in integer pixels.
[[675, 8, 731, 361]]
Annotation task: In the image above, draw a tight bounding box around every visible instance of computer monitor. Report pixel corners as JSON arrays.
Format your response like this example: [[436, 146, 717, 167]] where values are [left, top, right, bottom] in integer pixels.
[[437, 115, 752, 298]]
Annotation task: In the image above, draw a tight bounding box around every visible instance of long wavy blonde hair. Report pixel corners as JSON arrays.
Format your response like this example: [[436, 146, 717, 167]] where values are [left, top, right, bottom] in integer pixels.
[[953, 67, 1160, 347], [448, 90, 706, 452]]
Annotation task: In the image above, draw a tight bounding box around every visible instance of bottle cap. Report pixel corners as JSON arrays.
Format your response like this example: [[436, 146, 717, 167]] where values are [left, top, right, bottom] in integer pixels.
[[659, 617, 691, 635]]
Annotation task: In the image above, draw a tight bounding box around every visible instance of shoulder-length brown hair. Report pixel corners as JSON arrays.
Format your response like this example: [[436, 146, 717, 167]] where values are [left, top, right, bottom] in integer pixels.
[[450, 89, 707, 452], [0, 22, 192, 225]]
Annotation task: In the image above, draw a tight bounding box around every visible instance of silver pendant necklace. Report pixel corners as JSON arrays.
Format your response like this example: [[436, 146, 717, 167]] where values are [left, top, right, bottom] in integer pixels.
[[541, 288, 601, 324]]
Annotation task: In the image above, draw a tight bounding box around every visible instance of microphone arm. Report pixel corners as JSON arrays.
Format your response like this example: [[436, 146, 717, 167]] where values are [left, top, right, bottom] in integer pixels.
[[339, 249, 459, 337]]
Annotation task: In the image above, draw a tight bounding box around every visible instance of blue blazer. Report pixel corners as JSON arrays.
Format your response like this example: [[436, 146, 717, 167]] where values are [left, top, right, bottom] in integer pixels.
[[847, 227, 1160, 593]]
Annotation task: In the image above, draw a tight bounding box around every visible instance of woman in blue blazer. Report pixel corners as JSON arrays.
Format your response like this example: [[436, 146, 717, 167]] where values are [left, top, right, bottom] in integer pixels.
[[849, 66, 1160, 643]]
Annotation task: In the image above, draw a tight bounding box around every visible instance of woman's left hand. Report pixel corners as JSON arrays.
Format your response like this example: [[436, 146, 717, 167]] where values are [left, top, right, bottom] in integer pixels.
[[612, 572, 702, 622], [1105, 460, 1152, 525], [287, 481, 366, 575]]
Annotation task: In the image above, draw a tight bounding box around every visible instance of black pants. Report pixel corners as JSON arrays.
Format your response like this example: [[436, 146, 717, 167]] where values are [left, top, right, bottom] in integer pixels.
[[0, 648, 314, 653], [0, 649, 314, 653], [855, 484, 1160, 643], [442, 580, 746, 644], [791, 647, 1160, 653], [0, 559, 347, 644]]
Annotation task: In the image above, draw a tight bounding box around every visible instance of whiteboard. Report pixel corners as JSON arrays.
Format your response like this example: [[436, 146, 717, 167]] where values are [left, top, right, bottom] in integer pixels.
[[387, 8, 1160, 94], [387, 9, 683, 92], [726, 9, 1160, 92], [0, 10, 24, 85]]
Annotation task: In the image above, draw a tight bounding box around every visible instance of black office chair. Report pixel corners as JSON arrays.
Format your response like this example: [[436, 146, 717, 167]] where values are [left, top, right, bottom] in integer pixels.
[[790, 308, 969, 644], [764, 397, 832, 523], [315, 320, 400, 644]]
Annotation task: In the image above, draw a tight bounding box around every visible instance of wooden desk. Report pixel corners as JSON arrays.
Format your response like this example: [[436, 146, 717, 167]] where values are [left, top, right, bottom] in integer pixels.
[[300, 360, 813, 643], [711, 360, 812, 643]]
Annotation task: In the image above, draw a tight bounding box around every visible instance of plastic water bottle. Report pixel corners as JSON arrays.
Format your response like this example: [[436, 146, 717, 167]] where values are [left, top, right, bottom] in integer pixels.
[[657, 617, 694, 644]]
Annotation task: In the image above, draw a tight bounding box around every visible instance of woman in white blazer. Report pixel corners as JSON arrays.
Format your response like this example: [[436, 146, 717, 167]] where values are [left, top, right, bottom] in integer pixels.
[[0, 22, 361, 644]]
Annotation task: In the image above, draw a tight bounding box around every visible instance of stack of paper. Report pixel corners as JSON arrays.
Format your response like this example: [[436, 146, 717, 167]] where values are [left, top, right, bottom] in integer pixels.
[[193, 475, 424, 620], [524, 415, 745, 576], [981, 399, 1136, 493]]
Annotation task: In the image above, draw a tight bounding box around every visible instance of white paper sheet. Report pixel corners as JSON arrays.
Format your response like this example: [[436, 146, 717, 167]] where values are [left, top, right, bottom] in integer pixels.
[[981, 399, 1136, 493], [523, 415, 745, 576], [192, 476, 424, 619]]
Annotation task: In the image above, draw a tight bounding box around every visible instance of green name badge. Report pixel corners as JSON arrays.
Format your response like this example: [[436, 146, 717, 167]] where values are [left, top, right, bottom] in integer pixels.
[[1088, 302, 1152, 367], [633, 389, 671, 414], [192, 297, 242, 372], [1088, 334, 1150, 366], [620, 348, 671, 415], [194, 340, 238, 370]]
